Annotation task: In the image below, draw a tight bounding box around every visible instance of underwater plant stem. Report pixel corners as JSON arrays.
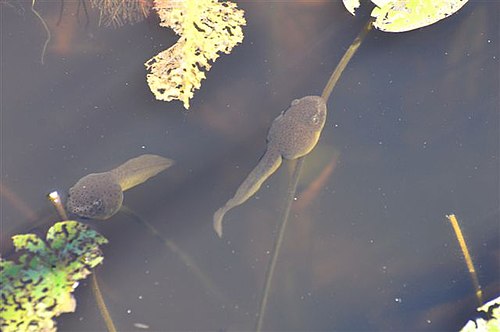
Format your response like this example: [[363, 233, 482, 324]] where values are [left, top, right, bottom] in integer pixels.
[[321, 18, 373, 101], [31, 0, 51, 65], [446, 214, 483, 306], [47, 191, 68, 220], [256, 18, 374, 332], [255, 158, 304, 332], [92, 272, 117, 332]]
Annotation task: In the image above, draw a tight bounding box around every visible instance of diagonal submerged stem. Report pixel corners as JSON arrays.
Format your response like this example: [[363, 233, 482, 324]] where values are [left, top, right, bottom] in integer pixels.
[[92, 272, 118, 332]]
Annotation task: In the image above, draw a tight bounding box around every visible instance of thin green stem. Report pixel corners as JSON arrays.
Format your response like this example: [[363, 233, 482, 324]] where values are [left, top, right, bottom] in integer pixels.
[[91, 272, 117, 332], [31, 0, 51, 65], [255, 18, 374, 332]]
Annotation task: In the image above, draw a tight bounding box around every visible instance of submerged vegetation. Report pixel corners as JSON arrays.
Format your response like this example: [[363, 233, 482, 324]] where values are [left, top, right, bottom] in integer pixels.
[[0, 221, 107, 332]]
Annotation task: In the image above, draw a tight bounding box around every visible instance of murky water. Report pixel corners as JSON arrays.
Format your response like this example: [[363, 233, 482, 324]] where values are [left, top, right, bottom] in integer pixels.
[[1, 1, 499, 331]]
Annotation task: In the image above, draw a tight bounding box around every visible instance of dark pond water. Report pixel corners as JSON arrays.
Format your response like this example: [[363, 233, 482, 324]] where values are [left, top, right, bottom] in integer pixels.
[[1, 1, 499, 331]]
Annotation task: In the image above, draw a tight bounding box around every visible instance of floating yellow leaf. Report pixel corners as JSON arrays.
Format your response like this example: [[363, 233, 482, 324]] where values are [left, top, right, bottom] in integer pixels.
[[342, 0, 361, 15], [145, 0, 246, 109], [342, 0, 469, 32], [460, 296, 500, 332]]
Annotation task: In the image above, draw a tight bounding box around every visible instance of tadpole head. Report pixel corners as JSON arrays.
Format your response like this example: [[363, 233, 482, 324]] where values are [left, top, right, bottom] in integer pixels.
[[66, 172, 123, 220], [291, 96, 327, 131]]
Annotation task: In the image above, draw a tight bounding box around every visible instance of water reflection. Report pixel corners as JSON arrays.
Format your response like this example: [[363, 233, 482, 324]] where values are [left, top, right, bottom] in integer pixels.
[[1, 1, 498, 331]]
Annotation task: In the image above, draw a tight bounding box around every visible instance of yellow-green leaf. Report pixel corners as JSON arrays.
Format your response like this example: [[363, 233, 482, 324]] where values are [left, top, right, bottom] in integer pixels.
[[145, 0, 246, 109], [343, 0, 469, 33], [460, 296, 500, 332], [0, 221, 107, 332], [372, 0, 469, 32], [342, 0, 361, 15]]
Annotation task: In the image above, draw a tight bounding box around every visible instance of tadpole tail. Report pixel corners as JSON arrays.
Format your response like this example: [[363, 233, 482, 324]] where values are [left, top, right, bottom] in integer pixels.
[[111, 154, 174, 191], [213, 148, 282, 237]]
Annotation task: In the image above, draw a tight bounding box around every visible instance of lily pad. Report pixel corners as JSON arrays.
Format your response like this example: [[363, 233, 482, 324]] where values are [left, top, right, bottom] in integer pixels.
[[342, 0, 469, 32], [461, 296, 500, 332]]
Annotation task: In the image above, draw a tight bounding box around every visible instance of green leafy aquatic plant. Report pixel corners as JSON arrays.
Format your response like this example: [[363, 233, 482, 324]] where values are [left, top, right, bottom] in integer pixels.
[[343, 0, 469, 32], [145, 0, 246, 109], [0, 221, 108, 332]]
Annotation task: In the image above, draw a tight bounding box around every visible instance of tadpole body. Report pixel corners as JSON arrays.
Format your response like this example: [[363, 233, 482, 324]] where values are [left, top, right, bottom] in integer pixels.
[[213, 96, 327, 237]]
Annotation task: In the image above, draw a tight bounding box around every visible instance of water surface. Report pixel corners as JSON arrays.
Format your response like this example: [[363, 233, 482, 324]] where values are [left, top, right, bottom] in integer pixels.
[[1, 1, 499, 331]]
